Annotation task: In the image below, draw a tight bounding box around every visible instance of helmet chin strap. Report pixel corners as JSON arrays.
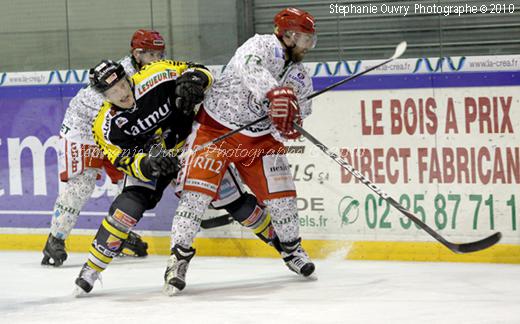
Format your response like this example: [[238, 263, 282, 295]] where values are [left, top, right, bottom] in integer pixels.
[[130, 53, 142, 70], [286, 46, 297, 64], [135, 53, 145, 69]]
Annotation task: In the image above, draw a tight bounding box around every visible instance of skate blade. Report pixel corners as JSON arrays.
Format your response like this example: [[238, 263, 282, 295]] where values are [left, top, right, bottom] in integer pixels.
[[41, 257, 65, 267], [300, 273, 318, 281], [72, 285, 89, 298], [41, 254, 51, 266], [41, 261, 64, 267], [41, 252, 63, 267], [287, 267, 318, 281], [162, 283, 182, 296]]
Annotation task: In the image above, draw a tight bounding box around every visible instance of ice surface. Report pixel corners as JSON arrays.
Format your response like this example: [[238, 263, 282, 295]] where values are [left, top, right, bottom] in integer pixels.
[[1, 251, 519, 324]]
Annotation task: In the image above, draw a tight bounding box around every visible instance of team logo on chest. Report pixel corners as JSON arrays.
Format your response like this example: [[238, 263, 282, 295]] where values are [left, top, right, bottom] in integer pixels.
[[247, 92, 266, 117], [115, 117, 128, 128], [123, 99, 172, 136]]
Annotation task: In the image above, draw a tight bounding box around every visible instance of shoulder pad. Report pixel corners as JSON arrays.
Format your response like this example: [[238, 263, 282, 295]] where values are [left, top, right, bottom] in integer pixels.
[[132, 60, 183, 97]]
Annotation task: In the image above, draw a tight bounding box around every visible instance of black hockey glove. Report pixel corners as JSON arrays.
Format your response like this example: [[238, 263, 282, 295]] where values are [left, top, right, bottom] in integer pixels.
[[142, 145, 180, 178], [175, 70, 209, 114], [120, 231, 148, 257]]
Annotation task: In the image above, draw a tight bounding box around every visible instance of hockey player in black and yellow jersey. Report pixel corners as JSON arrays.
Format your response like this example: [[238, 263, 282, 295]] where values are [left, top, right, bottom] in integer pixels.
[[74, 59, 213, 295], [75, 59, 284, 295], [91, 59, 203, 182]]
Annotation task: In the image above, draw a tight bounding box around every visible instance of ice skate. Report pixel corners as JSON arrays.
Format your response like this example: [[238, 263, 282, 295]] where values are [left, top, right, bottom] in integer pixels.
[[163, 245, 195, 296], [280, 238, 315, 277], [41, 234, 67, 267], [74, 263, 102, 296]]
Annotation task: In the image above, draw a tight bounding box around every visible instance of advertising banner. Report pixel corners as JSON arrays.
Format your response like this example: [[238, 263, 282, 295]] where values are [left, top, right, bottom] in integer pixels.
[[0, 55, 518, 250], [0, 84, 179, 233]]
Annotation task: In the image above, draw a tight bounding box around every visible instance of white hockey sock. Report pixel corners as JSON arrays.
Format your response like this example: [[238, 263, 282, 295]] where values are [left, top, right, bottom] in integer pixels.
[[170, 191, 213, 249], [264, 197, 300, 243], [50, 169, 97, 239]]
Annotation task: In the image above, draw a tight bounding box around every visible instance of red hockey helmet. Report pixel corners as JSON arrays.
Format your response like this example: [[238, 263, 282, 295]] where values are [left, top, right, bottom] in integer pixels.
[[274, 8, 315, 37], [130, 29, 165, 51]]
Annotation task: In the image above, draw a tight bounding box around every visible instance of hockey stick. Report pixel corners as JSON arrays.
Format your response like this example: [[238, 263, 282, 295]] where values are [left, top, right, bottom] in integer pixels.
[[200, 214, 234, 229], [186, 41, 408, 155], [307, 41, 407, 100], [188, 116, 269, 154], [293, 123, 502, 254]]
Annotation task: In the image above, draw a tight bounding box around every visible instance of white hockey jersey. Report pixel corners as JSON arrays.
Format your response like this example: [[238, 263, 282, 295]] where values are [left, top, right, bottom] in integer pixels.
[[202, 34, 313, 137], [59, 56, 138, 144]]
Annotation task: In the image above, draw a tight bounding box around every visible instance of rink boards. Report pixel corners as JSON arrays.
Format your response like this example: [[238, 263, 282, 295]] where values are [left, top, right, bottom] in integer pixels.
[[0, 55, 519, 263]]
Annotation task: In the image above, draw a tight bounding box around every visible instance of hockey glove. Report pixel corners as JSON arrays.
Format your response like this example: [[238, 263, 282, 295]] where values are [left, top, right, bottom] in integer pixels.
[[142, 145, 180, 178], [266, 86, 302, 140], [175, 70, 209, 114], [120, 231, 148, 257]]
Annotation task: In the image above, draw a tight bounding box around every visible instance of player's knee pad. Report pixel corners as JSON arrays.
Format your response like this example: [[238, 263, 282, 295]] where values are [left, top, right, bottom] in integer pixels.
[[223, 192, 256, 222], [108, 188, 150, 229], [142, 185, 165, 210], [224, 192, 277, 244], [124, 173, 174, 210]]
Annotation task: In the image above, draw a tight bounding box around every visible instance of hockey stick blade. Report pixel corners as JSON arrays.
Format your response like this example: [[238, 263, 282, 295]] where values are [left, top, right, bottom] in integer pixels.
[[448, 232, 502, 254], [388, 197, 501, 254], [293, 123, 502, 254], [200, 214, 234, 229], [391, 41, 407, 60], [308, 41, 407, 100]]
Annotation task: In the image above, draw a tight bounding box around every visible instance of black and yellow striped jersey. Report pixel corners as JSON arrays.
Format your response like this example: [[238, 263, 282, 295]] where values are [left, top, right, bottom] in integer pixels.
[[92, 59, 213, 182]]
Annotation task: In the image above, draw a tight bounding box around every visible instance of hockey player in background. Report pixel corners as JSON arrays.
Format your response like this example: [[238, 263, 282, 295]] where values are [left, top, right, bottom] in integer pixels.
[[41, 29, 167, 267], [164, 7, 317, 295]]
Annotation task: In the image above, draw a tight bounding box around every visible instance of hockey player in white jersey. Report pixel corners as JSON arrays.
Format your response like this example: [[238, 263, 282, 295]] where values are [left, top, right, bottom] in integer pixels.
[[165, 7, 317, 294], [41, 29, 167, 266]]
